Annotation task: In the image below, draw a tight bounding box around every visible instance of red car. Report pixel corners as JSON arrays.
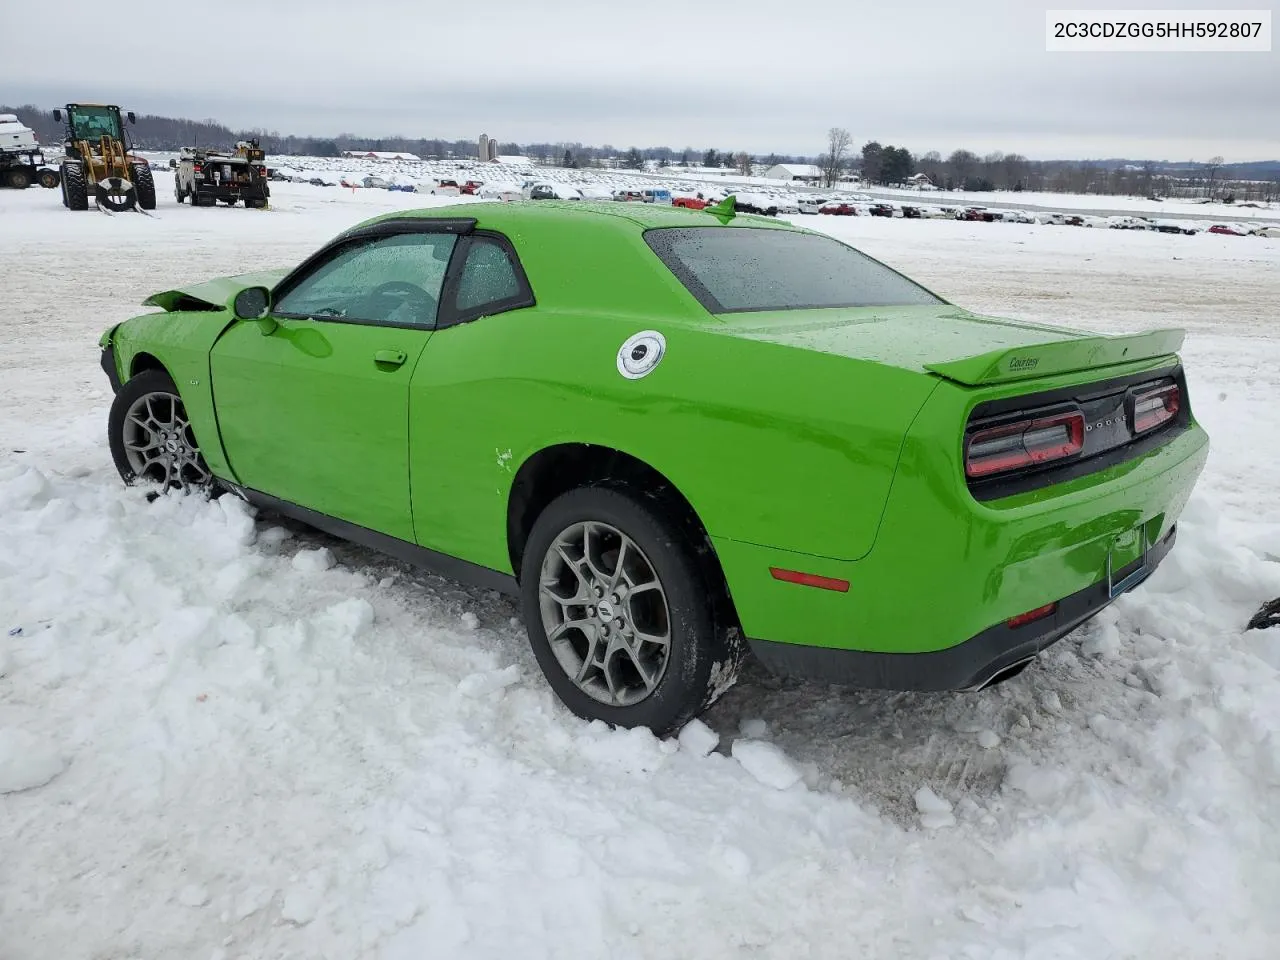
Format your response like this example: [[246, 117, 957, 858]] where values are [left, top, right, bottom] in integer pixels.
[[819, 201, 858, 216], [1208, 224, 1246, 236], [672, 195, 709, 210], [460, 180, 484, 195]]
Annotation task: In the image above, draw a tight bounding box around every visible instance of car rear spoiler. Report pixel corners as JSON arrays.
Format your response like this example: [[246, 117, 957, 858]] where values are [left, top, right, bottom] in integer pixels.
[[923, 328, 1186, 386], [143, 269, 289, 312]]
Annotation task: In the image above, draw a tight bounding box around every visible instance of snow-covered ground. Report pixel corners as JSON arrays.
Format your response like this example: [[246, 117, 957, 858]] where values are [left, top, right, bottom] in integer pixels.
[[2, 178, 1279, 959]]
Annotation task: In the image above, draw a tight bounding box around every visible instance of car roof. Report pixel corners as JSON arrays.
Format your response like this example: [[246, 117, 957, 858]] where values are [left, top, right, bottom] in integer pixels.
[[355, 199, 800, 234]]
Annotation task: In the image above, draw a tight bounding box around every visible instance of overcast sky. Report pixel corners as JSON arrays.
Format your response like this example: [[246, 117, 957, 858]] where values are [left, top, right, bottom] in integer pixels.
[[2, 0, 1276, 160]]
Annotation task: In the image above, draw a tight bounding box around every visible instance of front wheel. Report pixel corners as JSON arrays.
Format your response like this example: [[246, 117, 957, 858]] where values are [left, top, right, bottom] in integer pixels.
[[521, 487, 743, 735], [108, 369, 214, 493]]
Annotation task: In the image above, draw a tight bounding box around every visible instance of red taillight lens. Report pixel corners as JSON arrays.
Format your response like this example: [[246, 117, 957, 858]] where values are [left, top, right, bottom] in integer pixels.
[[259, 166, 266, 176], [194, 164, 202, 174], [966, 410, 1085, 478], [1007, 602, 1057, 628], [1132, 383, 1180, 434]]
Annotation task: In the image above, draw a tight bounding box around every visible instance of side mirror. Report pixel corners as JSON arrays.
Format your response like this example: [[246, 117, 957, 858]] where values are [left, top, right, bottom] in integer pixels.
[[52, 109, 62, 123], [232, 286, 276, 334], [127, 111, 136, 124]]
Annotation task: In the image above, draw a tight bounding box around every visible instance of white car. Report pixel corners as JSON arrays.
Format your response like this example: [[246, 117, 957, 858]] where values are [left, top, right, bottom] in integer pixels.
[[797, 197, 826, 215], [771, 196, 801, 215], [578, 185, 614, 200], [1080, 215, 1110, 228], [478, 182, 522, 202], [1002, 209, 1035, 224], [1253, 225, 1280, 238]]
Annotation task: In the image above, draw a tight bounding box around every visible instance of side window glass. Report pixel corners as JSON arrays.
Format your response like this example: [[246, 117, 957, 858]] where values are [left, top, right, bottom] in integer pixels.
[[455, 239, 522, 314], [274, 232, 457, 327]]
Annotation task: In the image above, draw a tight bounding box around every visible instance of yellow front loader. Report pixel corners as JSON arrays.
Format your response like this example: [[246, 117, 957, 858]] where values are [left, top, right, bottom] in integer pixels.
[[53, 103, 156, 212]]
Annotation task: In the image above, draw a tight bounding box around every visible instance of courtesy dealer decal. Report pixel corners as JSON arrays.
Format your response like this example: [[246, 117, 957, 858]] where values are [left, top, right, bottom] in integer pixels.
[[617, 331, 666, 379]]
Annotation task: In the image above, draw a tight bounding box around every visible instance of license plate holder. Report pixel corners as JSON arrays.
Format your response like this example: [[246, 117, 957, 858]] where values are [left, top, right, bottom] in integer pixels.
[[1107, 524, 1152, 599]]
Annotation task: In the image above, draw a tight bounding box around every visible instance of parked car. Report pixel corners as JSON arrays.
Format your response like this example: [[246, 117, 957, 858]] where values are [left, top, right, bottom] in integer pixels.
[[528, 183, 583, 200], [958, 207, 994, 222], [614, 189, 646, 202], [363, 175, 390, 189], [97, 202, 1209, 735], [819, 200, 857, 216], [1002, 209, 1035, 224], [1208, 224, 1247, 236], [868, 203, 895, 217], [797, 197, 827, 215], [733, 192, 779, 216], [460, 180, 484, 195], [673, 194, 709, 210], [1254, 225, 1280, 238]]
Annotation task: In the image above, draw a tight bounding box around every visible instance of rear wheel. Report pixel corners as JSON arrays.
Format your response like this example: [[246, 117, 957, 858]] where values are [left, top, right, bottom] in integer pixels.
[[37, 168, 59, 189], [174, 177, 185, 203], [108, 369, 213, 493], [4, 168, 32, 189], [130, 161, 156, 210], [521, 487, 743, 735], [62, 162, 88, 211]]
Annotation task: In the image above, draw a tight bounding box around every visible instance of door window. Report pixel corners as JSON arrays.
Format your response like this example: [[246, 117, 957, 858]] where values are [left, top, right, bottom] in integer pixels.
[[274, 232, 458, 327]]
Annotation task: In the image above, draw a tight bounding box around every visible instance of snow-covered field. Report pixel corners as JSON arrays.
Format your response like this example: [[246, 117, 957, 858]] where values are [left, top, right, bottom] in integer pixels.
[[3, 178, 1279, 959], [133, 150, 1280, 225]]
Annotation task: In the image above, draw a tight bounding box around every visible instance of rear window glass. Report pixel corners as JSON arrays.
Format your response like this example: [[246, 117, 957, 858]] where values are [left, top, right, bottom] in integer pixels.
[[644, 227, 942, 314]]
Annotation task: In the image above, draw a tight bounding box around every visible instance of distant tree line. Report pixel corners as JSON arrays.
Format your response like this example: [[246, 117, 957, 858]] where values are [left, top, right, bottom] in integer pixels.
[[817, 125, 1280, 202]]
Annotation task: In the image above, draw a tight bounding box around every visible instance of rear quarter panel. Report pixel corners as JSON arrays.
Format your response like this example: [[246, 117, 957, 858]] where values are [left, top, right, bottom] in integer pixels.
[[408, 306, 939, 572]]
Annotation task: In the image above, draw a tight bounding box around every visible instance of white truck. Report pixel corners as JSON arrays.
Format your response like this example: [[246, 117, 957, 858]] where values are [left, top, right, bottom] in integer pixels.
[[0, 114, 59, 189]]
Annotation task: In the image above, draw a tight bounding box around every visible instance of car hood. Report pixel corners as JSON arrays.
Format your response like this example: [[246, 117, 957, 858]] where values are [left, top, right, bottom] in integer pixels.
[[717, 305, 1184, 386], [143, 269, 290, 312]]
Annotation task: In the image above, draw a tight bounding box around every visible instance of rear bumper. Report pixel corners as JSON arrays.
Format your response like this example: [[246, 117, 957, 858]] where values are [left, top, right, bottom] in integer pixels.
[[747, 524, 1176, 691], [192, 182, 268, 200]]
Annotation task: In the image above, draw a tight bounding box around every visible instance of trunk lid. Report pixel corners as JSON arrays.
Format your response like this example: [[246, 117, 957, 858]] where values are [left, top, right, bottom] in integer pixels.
[[143, 269, 289, 312], [722, 305, 1184, 385]]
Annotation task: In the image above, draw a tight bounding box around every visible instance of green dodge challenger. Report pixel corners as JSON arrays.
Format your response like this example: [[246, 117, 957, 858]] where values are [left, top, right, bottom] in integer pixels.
[[99, 199, 1208, 733]]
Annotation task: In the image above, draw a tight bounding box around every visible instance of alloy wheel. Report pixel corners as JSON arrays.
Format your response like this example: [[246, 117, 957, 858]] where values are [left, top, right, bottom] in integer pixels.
[[537, 520, 672, 706], [121, 391, 211, 490]]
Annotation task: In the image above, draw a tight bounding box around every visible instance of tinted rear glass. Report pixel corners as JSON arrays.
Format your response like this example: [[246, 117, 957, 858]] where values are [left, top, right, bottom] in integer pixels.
[[644, 227, 942, 313]]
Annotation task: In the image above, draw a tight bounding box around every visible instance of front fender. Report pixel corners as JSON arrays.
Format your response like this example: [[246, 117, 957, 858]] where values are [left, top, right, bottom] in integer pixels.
[[107, 309, 240, 482]]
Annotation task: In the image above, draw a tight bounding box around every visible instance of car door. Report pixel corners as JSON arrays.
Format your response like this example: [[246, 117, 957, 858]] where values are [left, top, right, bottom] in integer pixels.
[[407, 232, 535, 566], [210, 222, 465, 542]]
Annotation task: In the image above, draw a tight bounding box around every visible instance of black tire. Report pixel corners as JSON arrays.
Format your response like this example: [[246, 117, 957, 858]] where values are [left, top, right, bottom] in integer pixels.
[[190, 190, 204, 207], [174, 176, 185, 203], [4, 168, 32, 189], [38, 168, 60, 189], [108, 369, 215, 493], [62, 162, 88, 211], [520, 486, 744, 735], [130, 161, 156, 210]]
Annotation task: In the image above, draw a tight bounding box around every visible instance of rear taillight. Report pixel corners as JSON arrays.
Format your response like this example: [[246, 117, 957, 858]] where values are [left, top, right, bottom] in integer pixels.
[[194, 163, 202, 174], [965, 410, 1085, 478], [1131, 383, 1180, 434]]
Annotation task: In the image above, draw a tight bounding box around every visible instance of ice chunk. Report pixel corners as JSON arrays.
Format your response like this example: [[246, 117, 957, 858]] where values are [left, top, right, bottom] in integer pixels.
[[292, 547, 335, 573], [913, 786, 956, 829], [677, 718, 720, 757], [732, 739, 801, 790]]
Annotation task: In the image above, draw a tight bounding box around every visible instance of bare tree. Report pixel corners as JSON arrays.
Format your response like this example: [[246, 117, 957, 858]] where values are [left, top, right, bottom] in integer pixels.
[[819, 127, 851, 188], [735, 152, 752, 176], [1205, 156, 1224, 198]]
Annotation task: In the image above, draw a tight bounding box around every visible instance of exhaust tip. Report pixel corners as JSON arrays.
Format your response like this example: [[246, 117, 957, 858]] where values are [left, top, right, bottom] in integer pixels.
[[974, 655, 1035, 691]]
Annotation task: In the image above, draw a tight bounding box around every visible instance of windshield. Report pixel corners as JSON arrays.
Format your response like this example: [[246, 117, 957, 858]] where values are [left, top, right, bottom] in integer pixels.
[[644, 227, 943, 314], [69, 106, 123, 142]]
